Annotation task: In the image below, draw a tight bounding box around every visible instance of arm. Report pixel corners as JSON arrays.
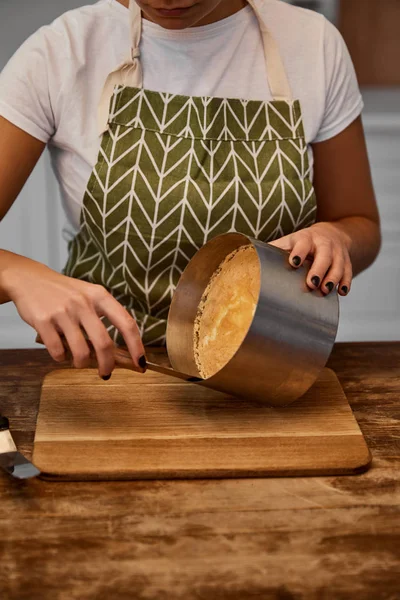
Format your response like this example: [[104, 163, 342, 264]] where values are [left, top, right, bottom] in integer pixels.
[[312, 115, 381, 276], [270, 117, 381, 295], [0, 117, 46, 303], [0, 117, 145, 375], [0, 117, 45, 223]]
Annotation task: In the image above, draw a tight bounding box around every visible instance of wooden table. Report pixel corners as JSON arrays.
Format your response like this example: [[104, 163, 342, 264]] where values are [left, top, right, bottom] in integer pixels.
[[0, 344, 399, 600]]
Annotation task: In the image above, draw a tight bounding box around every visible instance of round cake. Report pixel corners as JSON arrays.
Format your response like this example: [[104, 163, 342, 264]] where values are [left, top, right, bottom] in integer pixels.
[[194, 244, 260, 379]]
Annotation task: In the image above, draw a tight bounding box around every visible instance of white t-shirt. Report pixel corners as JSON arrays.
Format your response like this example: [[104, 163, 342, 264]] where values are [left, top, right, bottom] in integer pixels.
[[0, 0, 363, 234]]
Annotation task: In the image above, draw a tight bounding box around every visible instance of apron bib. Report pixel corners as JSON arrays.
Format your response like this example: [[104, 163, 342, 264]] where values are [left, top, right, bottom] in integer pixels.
[[64, 0, 317, 346]]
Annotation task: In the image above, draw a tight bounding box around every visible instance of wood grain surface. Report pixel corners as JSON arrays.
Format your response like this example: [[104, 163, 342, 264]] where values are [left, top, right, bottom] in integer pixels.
[[0, 344, 399, 600], [339, 0, 400, 86], [32, 368, 371, 479]]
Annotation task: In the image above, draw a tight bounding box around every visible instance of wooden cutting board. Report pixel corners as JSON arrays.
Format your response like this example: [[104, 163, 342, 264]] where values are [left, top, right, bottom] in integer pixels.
[[32, 368, 371, 480]]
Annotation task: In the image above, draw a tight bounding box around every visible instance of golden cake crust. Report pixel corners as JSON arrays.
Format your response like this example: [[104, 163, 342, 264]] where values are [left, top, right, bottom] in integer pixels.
[[194, 245, 260, 379]]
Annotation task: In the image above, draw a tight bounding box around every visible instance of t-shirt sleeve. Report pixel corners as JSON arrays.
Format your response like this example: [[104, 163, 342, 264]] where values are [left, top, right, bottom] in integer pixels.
[[0, 27, 58, 143], [313, 18, 364, 143]]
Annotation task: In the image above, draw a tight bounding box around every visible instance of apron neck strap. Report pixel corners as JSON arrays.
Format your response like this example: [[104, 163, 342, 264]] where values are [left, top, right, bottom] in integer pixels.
[[246, 0, 292, 102], [129, 0, 142, 61], [128, 0, 292, 102], [99, 0, 293, 135]]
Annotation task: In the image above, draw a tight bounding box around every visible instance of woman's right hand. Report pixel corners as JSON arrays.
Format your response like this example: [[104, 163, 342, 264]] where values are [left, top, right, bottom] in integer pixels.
[[0, 119, 146, 377], [1, 251, 146, 378]]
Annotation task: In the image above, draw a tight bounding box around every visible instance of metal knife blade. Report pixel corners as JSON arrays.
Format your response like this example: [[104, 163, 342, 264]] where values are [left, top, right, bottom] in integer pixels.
[[145, 361, 203, 383], [0, 416, 40, 479]]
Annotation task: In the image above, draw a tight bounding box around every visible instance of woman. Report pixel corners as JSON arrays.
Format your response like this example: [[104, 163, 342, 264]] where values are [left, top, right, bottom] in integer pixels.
[[0, 0, 380, 379]]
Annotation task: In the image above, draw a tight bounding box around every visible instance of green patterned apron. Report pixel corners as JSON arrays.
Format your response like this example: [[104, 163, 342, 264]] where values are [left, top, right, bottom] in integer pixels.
[[64, 0, 317, 346]]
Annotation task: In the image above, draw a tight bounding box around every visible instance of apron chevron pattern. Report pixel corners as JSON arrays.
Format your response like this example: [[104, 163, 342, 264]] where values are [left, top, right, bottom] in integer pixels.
[[64, 1, 317, 346]]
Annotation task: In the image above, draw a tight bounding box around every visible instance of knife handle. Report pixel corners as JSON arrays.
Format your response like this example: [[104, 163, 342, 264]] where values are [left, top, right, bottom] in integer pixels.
[[0, 416, 9, 431], [35, 333, 144, 373]]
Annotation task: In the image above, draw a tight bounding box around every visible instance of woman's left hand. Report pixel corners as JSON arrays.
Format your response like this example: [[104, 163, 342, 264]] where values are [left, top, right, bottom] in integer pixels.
[[269, 222, 352, 297]]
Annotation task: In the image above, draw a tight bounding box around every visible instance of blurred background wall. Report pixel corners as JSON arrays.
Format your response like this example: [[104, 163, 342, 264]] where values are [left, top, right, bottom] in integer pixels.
[[0, 0, 399, 348]]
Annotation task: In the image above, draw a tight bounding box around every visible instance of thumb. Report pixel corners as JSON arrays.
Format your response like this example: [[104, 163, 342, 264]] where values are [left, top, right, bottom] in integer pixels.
[[268, 234, 293, 251]]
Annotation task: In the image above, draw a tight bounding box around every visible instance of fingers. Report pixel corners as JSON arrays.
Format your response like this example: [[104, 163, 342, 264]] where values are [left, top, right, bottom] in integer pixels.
[[36, 324, 66, 363], [306, 245, 353, 296], [287, 236, 313, 269], [79, 313, 116, 378], [92, 286, 146, 370], [55, 312, 92, 370], [339, 256, 353, 297], [287, 234, 353, 295], [305, 241, 333, 291], [35, 281, 145, 376], [269, 234, 293, 252], [320, 252, 345, 295]]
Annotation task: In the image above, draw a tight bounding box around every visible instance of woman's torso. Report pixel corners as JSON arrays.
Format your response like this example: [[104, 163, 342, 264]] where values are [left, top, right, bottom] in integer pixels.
[[10, 0, 336, 233], [0, 0, 362, 234]]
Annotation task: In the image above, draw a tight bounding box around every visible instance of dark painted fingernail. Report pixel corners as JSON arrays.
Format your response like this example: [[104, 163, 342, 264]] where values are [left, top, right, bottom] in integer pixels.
[[341, 286, 349, 295], [325, 282, 334, 292], [139, 355, 147, 369], [102, 374, 112, 381], [292, 256, 301, 267], [311, 276, 320, 288]]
